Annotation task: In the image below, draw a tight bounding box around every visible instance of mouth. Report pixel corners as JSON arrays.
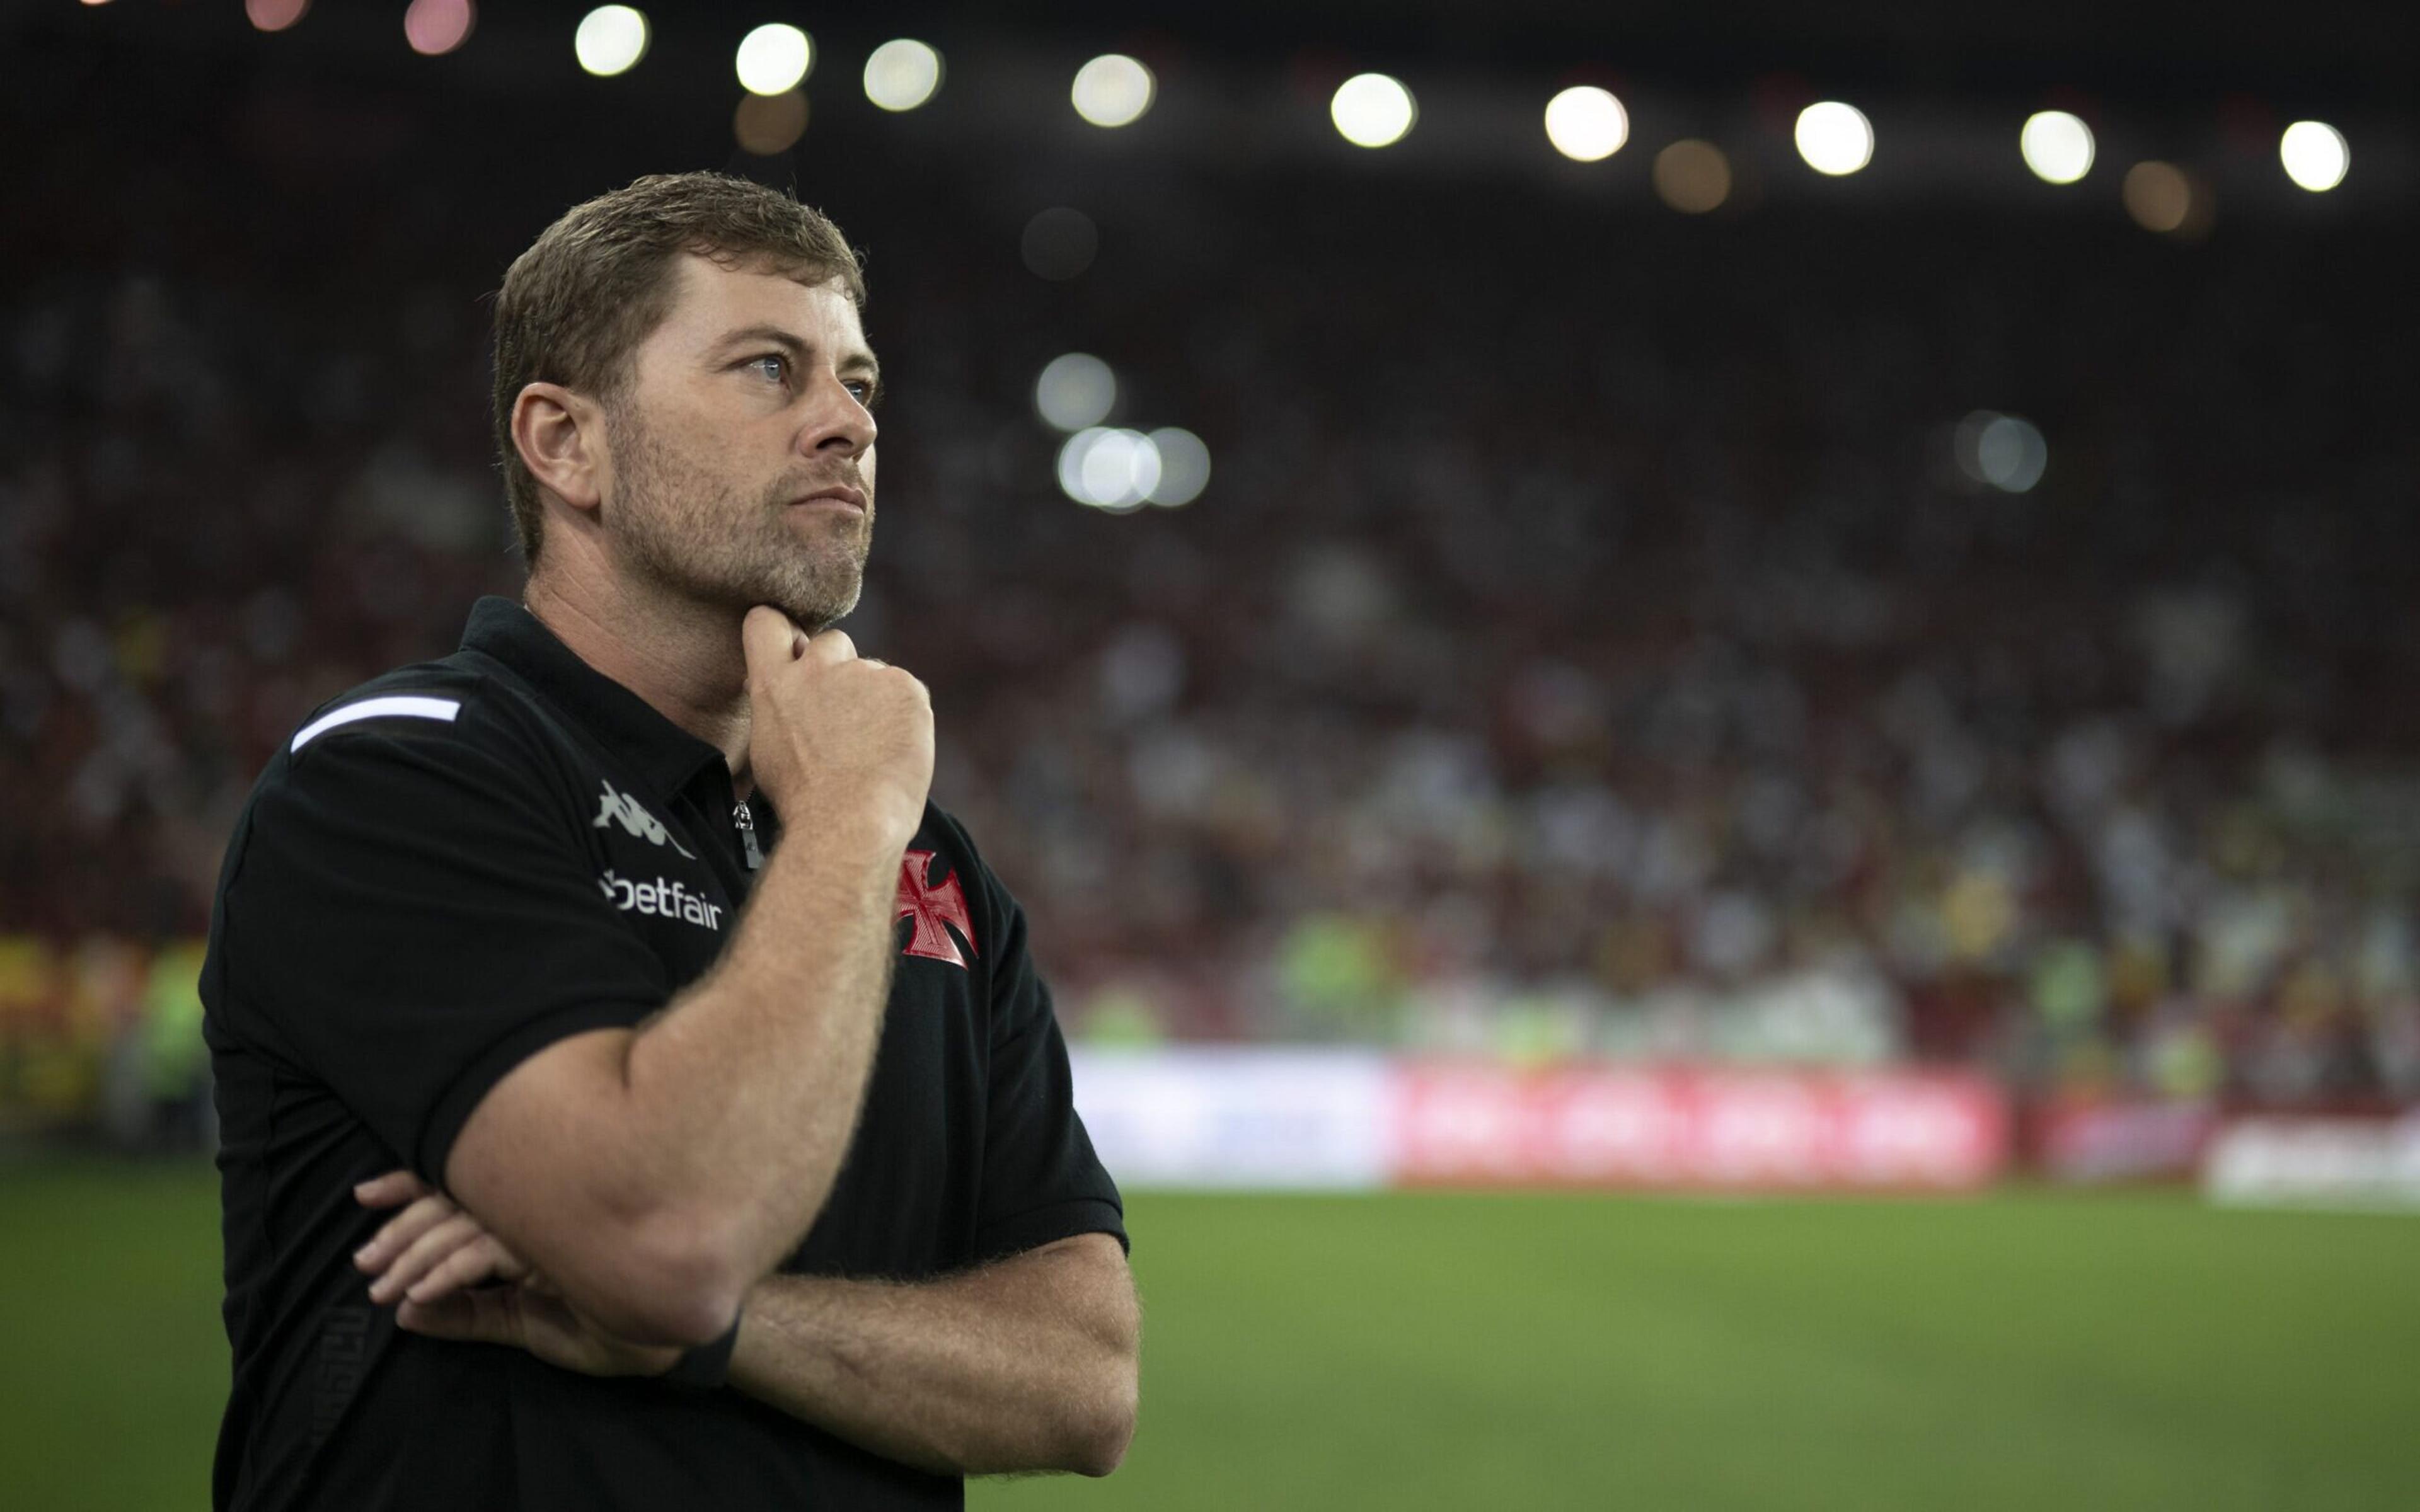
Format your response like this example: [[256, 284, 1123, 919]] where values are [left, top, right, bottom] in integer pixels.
[[786, 484, 867, 515]]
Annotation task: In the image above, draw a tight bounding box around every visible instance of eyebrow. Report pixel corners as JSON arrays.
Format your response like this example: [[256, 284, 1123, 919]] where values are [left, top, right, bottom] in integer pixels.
[[709, 323, 882, 389]]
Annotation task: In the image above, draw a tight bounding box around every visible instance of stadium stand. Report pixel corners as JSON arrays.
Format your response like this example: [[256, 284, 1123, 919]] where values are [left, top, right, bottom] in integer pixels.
[[4, 69, 2417, 1142]]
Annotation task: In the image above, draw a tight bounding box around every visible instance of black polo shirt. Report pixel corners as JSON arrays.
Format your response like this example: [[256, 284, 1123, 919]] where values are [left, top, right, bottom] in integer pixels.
[[201, 596, 1124, 1511]]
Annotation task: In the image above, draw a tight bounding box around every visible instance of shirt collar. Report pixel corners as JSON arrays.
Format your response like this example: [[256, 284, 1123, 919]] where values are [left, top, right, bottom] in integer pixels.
[[458, 596, 730, 801]]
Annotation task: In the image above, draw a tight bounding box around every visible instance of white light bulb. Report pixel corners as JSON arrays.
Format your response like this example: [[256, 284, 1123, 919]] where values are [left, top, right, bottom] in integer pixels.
[[735, 24, 811, 97], [863, 39, 941, 112], [1794, 101, 1874, 176], [2279, 120, 2349, 192], [2019, 110, 2094, 185], [1332, 73, 1416, 149], [1071, 54, 1155, 128], [1543, 86, 1628, 163], [574, 7, 648, 77]]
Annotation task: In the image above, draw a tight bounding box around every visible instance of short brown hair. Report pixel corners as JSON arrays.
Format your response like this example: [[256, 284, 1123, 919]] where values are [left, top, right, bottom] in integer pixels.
[[489, 172, 867, 564]]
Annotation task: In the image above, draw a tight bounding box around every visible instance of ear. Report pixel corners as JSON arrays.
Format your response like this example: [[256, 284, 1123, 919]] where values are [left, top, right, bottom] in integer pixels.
[[512, 382, 606, 517]]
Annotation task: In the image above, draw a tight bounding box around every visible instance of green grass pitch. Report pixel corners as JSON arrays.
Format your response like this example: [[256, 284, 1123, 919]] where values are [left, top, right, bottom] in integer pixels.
[[3, 1159, 2414, 1509]]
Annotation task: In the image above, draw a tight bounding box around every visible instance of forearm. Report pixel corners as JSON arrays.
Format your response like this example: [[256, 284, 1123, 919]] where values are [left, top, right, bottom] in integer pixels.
[[728, 1235, 1140, 1478], [618, 825, 898, 1277]]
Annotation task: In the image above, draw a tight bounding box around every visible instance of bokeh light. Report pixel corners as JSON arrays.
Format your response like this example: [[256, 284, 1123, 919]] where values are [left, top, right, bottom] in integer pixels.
[[1330, 74, 1417, 149], [1143, 428, 1211, 507], [1653, 139, 1731, 214], [1022, 208, 1098, 281], [1035, 354, 1117, 432], [245, 0, 309, 32], [1059, 429, 1163, 512], [2020, 111, 2095, 185], [573, 7, 648, 77], [1795, 101, 1874, 176], [1332, 74, 1416, 149], [735, 24, 812, 97], [1071, 55, 1155, 128], [1954, 412, 2049, 493], [733, 90, 809, 156], [403, 0, 474, 57], [863, 39, 942, 113], [2122, 161, 2204, 236], [1543, 86, 1628, 163], [2279, 121, 2349, 192]]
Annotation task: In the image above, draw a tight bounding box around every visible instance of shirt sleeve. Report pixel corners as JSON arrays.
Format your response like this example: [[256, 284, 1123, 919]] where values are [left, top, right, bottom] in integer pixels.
[[216, 710, 670, 1184], [971, 861, 1129, 1261]]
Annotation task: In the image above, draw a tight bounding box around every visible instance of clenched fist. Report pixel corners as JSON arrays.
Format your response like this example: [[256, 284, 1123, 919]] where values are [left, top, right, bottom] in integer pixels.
[[741, 605, 933, 854]]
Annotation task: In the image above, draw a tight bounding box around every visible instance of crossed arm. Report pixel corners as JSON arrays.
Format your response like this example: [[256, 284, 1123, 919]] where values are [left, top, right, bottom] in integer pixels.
[[355, 1172, 1140, 1479]]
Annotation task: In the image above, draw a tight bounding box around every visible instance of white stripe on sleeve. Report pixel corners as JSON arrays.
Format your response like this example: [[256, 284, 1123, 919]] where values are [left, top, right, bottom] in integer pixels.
[[290, 696, 464, 752]]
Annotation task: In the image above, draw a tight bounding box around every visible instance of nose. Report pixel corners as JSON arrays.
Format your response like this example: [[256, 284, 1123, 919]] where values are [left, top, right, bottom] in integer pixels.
[[801, 369, 877, 457]]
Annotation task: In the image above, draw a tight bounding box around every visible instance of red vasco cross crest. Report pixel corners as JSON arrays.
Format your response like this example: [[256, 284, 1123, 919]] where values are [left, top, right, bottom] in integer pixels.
[[895, 849, 977, 969]]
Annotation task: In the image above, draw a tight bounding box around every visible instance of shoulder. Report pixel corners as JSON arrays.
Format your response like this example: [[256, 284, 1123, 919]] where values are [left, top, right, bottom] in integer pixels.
[[914, 801, 1015, 908], [906, 801, 1044, 976], [231, 652, 581, 861], [281, 653, 556, 774]]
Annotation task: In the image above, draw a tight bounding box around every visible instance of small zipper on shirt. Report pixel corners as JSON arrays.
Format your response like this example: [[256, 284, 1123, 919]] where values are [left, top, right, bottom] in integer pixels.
[[733, 799, 763, 871]]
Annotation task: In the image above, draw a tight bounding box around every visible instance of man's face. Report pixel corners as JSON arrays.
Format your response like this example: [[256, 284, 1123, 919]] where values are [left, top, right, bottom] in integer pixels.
[[601, 254, 880, 631]]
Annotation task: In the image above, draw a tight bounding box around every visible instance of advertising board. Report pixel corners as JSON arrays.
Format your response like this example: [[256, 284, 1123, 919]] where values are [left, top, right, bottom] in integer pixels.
[[1071, 1049, 2010, 1192]]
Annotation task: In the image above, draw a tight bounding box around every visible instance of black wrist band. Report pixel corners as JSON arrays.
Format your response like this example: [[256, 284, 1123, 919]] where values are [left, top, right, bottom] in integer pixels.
[[663, 1306, 743, 1392]]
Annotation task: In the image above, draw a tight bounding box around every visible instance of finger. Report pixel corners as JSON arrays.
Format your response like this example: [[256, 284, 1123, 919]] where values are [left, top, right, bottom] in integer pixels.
[[801, 628, 856, 666], [355, 1192, 459, 1273], [368, 1212, 481, 1304], [741, 606, 802, 676], [397, 1287, 523, 1348], [353, 1170, 429, 1210], [405, 1235, 530, 1305]]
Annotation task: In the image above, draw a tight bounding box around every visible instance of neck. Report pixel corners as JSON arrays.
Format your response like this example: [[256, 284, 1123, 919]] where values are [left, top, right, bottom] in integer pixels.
[[523, 566, 756, 791]]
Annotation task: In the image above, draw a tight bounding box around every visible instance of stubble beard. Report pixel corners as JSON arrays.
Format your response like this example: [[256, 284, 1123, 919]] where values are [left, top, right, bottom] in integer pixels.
[[606, 403, 873, 633]]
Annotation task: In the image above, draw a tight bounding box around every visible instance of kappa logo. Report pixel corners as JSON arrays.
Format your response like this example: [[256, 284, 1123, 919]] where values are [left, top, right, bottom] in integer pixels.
[[896, 849, 978, 969], [593, 781, 695, 858], [599, 869, 725, 931]]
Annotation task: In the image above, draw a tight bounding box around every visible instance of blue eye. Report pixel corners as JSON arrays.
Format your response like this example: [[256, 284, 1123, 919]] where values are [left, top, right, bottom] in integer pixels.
[[749, 354, 787, 384]]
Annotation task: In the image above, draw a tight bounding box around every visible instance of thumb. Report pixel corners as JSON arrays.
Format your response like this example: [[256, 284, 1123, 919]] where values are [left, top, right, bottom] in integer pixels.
[[740, 606, 805, 677]]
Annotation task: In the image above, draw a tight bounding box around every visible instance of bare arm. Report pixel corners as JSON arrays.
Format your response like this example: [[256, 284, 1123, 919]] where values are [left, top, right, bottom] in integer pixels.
[[727, 1233, 1141, 1478], [442, 609, 933, 1346], [357, 1181, 1140, 1477]]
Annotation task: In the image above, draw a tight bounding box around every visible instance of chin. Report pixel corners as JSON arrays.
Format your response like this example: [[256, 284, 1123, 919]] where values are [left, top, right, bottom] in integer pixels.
[[771, 573, 864, 633]]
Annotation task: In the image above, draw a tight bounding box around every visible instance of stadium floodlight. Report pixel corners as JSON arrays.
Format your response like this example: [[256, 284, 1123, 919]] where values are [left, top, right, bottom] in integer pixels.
[[246, 0, 309, 32], [1143, 428, 1210, 507], [1035, 354, 1117, 432], [2020, 110, 2094, 184], [1954, 412, 2049, 493], [1652, 139, 1731, 213], [2279, 121, 2349, 192], [863, 40, 942, 112], [733, 90, 808, 155], [1058, 428, 1161, 512], [1332, 73, 1415, 149], [1543, 86, 1628, 163], [403, 0, 475, 57], [574, 7, 648, 77], [735, 24, 812, 96], [1794, 101, 1873, 175], [1071, 54, 1155, 128], [2121, 161, 2195, 234]]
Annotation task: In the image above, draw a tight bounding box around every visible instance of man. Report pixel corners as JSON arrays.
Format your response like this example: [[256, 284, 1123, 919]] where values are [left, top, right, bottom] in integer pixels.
[[200, 172, 1138, 1510]]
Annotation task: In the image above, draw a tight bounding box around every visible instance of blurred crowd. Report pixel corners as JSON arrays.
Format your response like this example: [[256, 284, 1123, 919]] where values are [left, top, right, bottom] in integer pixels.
[[6, 83, 2419, 1137]]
